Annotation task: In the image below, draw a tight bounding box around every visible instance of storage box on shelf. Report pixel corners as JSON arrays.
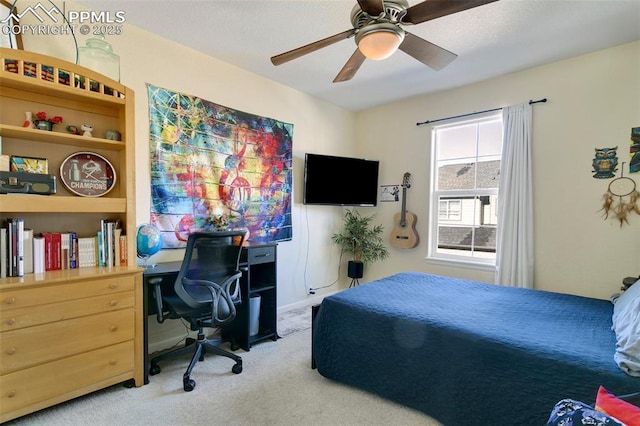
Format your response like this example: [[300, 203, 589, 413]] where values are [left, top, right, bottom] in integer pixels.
[[0, 48, 143, 423]]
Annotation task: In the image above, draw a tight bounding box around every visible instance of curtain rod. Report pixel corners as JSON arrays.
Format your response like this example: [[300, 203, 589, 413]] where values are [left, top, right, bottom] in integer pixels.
[[416, 98, 547, 127]]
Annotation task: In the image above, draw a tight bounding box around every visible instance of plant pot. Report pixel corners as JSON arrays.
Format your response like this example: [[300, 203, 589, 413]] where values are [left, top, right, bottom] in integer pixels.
[[35, 120, 53, 131], [347, 260, 364, 279]]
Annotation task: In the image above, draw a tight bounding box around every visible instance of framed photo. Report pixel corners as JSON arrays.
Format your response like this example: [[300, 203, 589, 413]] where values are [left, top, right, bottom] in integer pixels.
[[1, 0, 24, 50], [380, 184, 400, 202], [10, 155, 48, 174]]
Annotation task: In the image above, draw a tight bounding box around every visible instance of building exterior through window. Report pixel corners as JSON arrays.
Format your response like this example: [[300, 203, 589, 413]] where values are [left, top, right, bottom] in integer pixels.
[[429, 116, 502, 265]]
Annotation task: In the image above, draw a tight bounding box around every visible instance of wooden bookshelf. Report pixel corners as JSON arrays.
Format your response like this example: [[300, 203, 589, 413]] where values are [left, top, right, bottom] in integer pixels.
[[0, 48, 143, 423]]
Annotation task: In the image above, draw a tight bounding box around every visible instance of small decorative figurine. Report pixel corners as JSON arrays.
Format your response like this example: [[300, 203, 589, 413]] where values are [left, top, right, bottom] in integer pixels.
[[81, 124, 93, 137], [65, 125, 82, 135], [105, 129, 121, 141], [23, 112, 36, 128]]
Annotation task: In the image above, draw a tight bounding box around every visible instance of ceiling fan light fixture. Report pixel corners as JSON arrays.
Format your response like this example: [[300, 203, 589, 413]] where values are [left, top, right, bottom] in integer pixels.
[[356, 23, 405, 60]]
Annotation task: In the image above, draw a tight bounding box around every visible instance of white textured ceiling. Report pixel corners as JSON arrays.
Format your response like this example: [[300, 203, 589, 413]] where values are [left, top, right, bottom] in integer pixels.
[[75, 0, 640, 111]]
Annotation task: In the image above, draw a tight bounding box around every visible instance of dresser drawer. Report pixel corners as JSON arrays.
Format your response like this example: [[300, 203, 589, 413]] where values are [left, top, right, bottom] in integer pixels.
[[1, 309, 134, 374], [247, 246, 275, 265], [0, 341, 134, 420], [0, 292, 134, 332], [0, 276, 135, 311]]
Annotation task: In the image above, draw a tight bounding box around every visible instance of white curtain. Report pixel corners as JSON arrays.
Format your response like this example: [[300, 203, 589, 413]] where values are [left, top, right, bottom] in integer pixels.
[[495, 103, 534, 288]]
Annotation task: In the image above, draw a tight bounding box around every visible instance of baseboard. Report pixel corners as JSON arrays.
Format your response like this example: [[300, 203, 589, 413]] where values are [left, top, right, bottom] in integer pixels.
[[277, 290, 339, 314]]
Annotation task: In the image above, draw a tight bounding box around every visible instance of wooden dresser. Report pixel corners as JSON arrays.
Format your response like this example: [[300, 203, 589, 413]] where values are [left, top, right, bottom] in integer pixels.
[[0, 269, 143, 422]]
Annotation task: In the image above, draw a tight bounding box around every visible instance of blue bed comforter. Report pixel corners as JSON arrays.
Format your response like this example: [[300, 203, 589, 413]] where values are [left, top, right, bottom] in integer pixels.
[[313, 272, 639, 425]]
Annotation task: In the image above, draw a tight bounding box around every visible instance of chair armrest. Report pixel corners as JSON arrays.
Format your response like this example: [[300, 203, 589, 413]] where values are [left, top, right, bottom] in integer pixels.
[[183, 271, 243, 324]]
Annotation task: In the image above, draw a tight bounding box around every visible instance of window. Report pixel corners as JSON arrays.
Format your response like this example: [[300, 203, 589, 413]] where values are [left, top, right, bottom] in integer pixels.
[[438, 199, 461, 220], [429, 116, 502, 265]]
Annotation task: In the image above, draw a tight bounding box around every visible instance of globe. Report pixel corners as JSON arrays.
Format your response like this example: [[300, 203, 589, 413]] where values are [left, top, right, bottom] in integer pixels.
[[136, 224, 163, 267]]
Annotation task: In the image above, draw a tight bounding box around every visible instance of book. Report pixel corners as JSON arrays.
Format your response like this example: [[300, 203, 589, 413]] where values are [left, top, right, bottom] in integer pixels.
[[6, 218, 24, 277], [60, 232, 70, 269], [97, 230, 104, 267], [23, 228, 33, 274], [0, 227, 6, 278], [33, 235, 45, 273], [51, 232, 61, 270], [99, 219, 109, 267], [78, 236, 97, 268], [41, 232, 61, 271], [114, 227, 122, 267], [119, 234, 127, 266], [69, 232, 78, 269], [42, 232, 53, 271], [106, 221, 114, 267], [7, 220, 14, 276]]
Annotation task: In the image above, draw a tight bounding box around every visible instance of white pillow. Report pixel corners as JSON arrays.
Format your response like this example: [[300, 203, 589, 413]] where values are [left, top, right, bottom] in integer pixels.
[[613, 288, 640, 376], [613, 279, 640, 324]]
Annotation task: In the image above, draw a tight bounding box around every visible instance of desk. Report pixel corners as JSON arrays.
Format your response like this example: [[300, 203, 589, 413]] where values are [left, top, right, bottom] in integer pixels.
[[142, 243, 277, 384]]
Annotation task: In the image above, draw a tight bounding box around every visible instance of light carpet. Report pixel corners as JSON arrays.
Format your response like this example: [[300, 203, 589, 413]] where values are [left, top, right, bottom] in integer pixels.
[[277, 305, 312, 337], [6, 307, 440, 426]]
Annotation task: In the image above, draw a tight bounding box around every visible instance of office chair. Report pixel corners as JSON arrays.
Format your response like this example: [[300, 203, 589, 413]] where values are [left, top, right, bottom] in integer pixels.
[[149, 231, 246, 391]]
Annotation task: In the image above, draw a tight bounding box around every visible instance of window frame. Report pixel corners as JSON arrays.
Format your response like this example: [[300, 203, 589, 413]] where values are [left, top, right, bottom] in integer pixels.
[[427, 114, 502, 269]]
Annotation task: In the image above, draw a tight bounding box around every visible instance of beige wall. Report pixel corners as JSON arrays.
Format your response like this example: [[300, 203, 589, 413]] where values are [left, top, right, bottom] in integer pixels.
[[24, 6, 357, 310], [25, 4, 639, 303], [357, 40, 640, 299]]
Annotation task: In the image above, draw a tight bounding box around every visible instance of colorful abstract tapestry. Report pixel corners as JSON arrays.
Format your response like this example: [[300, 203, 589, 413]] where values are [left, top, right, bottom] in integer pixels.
[[147, 84, 293, 248]]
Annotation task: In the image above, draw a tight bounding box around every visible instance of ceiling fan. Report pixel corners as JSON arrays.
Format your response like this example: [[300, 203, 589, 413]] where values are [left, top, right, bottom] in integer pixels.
[[270, 0, 498, 83]]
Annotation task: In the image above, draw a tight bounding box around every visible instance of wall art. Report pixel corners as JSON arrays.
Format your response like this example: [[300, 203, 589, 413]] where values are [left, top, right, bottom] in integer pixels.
[[599, 164, 639, 227], [592, 146, 618, 179], [630, 127, 639, 174], [147, 84, 293, 248]]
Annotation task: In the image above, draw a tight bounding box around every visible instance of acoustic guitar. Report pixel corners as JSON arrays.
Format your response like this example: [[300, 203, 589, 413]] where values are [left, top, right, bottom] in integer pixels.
[[390, 172, 419, 249]]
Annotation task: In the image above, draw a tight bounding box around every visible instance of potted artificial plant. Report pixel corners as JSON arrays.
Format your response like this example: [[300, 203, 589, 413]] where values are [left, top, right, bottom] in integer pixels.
[[332, 209, 389, 281]]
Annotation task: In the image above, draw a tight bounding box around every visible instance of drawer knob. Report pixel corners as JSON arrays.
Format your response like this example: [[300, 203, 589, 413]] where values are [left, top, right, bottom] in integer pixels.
[[110, 325, 118, 332], [6, 318, 16, 326], [110, 300, 118, 307], [4, 297, 16, 305], [109, 359, 117, 366], [110, 283, 118, 289], [7, 390, 16, 398], [7, 347, 16, 355]]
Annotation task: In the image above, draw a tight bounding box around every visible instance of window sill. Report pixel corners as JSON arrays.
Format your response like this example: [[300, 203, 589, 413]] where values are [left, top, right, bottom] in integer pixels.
[[424, 256, 496, 273]]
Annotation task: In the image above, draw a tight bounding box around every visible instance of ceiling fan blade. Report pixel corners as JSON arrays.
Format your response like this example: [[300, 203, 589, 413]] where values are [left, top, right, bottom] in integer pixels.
[[333, 49, 366, 83], [404, 0, 499, 25], [399, 31, 457, 71], [271, 29, 356, 66], [357, 0, 385, 16]]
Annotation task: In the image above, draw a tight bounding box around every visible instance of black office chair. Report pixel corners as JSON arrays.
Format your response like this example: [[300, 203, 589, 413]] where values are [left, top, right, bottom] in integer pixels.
[[149, 231, 246, 391]]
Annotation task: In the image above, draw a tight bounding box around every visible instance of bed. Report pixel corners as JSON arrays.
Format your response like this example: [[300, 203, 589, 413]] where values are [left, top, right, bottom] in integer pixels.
[[312, 272, 640, 425]]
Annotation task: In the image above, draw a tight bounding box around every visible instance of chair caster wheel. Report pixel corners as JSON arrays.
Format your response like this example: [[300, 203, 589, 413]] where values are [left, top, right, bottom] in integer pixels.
[[230, 343, 239, 351], [183, 379, 196, 392], [232, 363, 242, 374], [149, 364, 161, 375]]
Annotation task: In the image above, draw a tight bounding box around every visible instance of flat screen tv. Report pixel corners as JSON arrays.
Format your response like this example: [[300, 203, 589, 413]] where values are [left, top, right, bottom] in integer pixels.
[[303, 153, 379, 206]]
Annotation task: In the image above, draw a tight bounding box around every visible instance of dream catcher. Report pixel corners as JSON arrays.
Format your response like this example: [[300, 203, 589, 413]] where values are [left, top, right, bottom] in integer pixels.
[[599, 164, 640, 227]]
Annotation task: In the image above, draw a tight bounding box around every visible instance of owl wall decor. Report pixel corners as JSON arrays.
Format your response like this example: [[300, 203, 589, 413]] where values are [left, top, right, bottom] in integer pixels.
[[592, 146, 618, 179]]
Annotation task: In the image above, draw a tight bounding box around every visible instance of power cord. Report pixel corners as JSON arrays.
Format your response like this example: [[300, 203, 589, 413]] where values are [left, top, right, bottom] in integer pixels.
[[308, 251, 343, 294], [304, 205, 341, 295]]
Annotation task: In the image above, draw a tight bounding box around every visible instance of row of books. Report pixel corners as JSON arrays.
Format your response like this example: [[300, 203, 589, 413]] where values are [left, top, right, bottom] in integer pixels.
[[1, 218, 127, 278]]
